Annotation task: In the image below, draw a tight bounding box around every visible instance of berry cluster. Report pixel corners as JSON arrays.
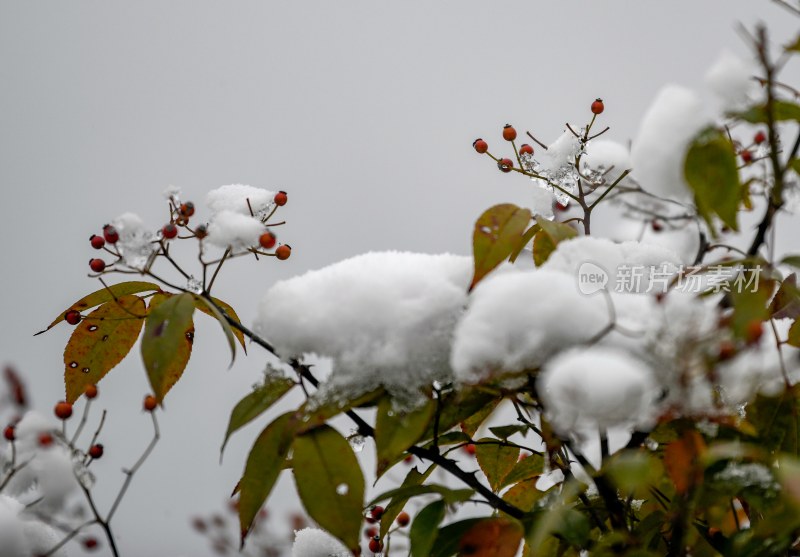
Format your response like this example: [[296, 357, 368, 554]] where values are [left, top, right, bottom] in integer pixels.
[[737, 130, 768, 166]]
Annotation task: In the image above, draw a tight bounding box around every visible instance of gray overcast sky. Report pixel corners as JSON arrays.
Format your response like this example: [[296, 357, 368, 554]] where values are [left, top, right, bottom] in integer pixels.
[[1, 2, 798, 555]]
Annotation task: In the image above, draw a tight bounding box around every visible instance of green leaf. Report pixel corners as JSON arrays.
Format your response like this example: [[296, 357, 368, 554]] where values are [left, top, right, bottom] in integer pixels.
[[193, 295, 247, 353], [410, 500, 447, 557], [509, 224, 540, 263], [368, 484, 474, 507], [220, 375, 296, 457], [430, 518, 484, 557], [239, 413, 297, 542], [489, 424, 528, 440], [789, 159, 800, 175], [501, 453, 545, 488], [770, 274, 800, 320], [684, 127, 741, 232], [297, 388, 384, 434], [460, 398, 500, 437], [192, 295, 236, 366], [735, 101, 800, 124], [747, 386, 800, 455], [785, 33, 800, 52], [526, 481, 587, 551], [293, 425, 365, 552], [40, 281, 159, 335], [375, 398, 435, 477], [141, 292, 196, 403], [453, 517, 524, 557], [470, 204, 532, 290], [728, 274, 773, 339], [782, 255, 800, 269], [533, 218, 577, 266], [503, 479, 544, 513], [790, 319, 800, 348], [422, 388, 498, 442], [380, 465, 435, 538], [475, 438, 519, 492], [63, 295, 146, 403]]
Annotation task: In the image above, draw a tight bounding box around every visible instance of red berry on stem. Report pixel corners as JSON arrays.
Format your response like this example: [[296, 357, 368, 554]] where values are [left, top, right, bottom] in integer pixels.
[[195, 224, 208, 239], [472, 138, 488, 154], [753, 131, 766, 144], [83, 537, 99, 550], [54, 401, 73, 420], [179, 202, 195, 217], [369, 506, 384, 520], [143, 394, 157, 412], [64, 310, 81, 325], [90, 234, 105, 250], [591, 98, 605, 114], [162, 223, 178, 239], [519, 144, 534, 156], [502, 124, 517, 141], [103, 225, 119, 244], [364, 526, 378, 539], [718, 340, 737, 362], [464, 443, 476, 456], [497, 158, 513, 173], [89, 443, 104, 459], [369, 536, 383, 553], [651, 220, 663, 232], [276, 244, 291, 260], [274, 191, 288, 206], [89, 258, 106, 273], [396, 511, 410, 527], [84, 384, 98, 399], [3, 425, 15, 441], [741, 150, 753, 164], [259, 231, 277, 250]]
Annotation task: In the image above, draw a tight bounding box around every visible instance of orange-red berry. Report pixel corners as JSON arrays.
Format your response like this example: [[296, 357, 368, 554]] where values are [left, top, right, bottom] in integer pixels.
[[497, 158, 513, 173], [276, 245, 291, 260], [83, 537, 99, 550], [179, 202, 195, 217], [369, 506, 384, 520], [89, 259, 106, 273], [741, 150, 752, 164], [84, 384, 98, 399], [195, 224, 208, 239], [191, 517, 208, 532], [502, 124, 517, 141], [591, 98, 605, 114], [38, 432, 54, 447], [88, 443, 104, 459], [745, 320, 764, 345], [364, 526, 378, 539], [54, 401, 73, 420], [369, 536, 383, 553], [3, 425, 14, 441], [162, 223, 178, 239], [396, 511, 410, 527], [65, 310, 81, 325], [555, 202, 568, 212], [103, 225, 119, 244], [472, 138, 488, 154], [519, 144, 534, 156], [143, 394, 157, 412], [274, 191, 288, 206], [90, 234, 105, 250], [259, 231, 277, 250], [753, 131, 766, 145], [464, 443, 477, 456]]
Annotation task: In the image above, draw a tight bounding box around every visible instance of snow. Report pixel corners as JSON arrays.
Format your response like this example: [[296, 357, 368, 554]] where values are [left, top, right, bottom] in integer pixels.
[[582, 139, 631, 182], [111, 212, 158, 269], [541, 236, 681, 294], [206, 210, 267, 250], [254, 252, 472, 406], [541, 130, 583, 173], [530, 187, 554, 220], [162, 184, 182, 201], [451, 268, 609, 383], [205, 184, 277, 217], [630, 85, 709, 202], [291, 528, 349, 557], [538, 346, 658, 434], [0, 494, 66, 556], [705, 50, 755, 112]]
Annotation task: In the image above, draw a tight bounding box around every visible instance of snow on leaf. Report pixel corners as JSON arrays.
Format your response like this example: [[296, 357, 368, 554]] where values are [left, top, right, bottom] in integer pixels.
[[63, 295, 146, 403], [470, 204, 532, 291]]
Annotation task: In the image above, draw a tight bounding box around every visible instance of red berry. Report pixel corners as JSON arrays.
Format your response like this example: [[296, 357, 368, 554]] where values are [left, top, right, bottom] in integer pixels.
[[84, 384, 98, 399], [369, 506, 384, 520], [195, 224, 208, 239], [718, 340, 737, 362], [519, 144, 534, 156], [276, 244, 291, 260], [502, 124, 517, 142], [368, 536, 383, 553], [38, 432, 54, 447], [143, 394, 157, 412], [651, 220, 664, 232], [754, 131, 766, 145], [364, 526, 378, 539], [90, 235, 105, 250], [88, 443, 104, 459], [82, 537, 99, 550], [396, 511, 410, 527], [162, 223, 178, 239], [179, 202, 195, 217], [3, 425, 15, 442], [89, 259, 106, 273], [54, 401, 73, 420], [591, 98, 605, 114], [103, 225, 119, 244], [64, 310, 81, 325], [365, 516, 377, 524], [464, 443, 476, 456], [274, 191, 288, 206], [259, 231, 277, 250], [403, 455, 414, 464], [741, 150, 753, 164], [745, 320, 764, 345], [497, 158, 513, 173], [472, 138, 488, 154]]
